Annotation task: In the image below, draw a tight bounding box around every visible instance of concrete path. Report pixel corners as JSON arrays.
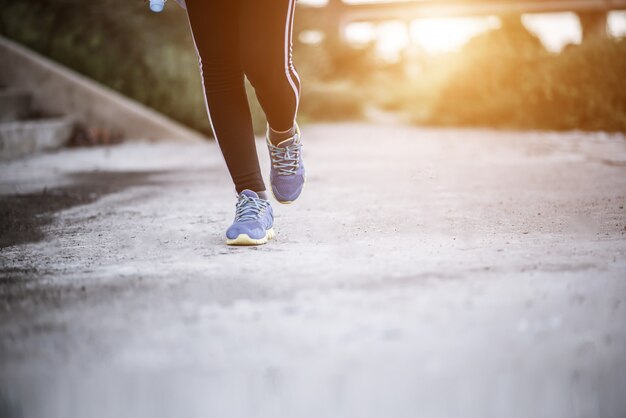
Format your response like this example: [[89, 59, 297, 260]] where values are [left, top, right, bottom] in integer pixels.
[[1, 123, 625, 418]]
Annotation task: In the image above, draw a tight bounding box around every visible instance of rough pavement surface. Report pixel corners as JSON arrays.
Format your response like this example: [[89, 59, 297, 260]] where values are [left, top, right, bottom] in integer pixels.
[[1, 123, 625, 418]]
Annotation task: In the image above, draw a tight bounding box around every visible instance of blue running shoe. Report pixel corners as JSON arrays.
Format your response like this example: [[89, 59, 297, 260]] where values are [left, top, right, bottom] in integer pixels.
[[225, 190, 275, 246], [267, 124, 305, 204]]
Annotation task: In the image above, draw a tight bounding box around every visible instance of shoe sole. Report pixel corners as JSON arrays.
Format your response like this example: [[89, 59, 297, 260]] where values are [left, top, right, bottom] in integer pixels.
[[225, 228, 275, 246], [271, 176, 306, 205]]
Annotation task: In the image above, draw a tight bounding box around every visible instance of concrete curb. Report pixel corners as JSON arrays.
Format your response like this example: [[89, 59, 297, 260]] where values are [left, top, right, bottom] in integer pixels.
[[0, 116, 75, 160], [0, 35, 207, 142]]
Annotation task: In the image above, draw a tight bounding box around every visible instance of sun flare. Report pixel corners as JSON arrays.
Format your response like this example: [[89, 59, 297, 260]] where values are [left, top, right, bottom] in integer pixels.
[[410, 17, 500, 53], [345, 17, 500, 58]]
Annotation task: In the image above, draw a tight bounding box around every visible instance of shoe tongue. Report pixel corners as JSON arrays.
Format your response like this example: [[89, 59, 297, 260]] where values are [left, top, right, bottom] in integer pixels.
[[277, 137, 295, 148], [240, 189, 259, 199]]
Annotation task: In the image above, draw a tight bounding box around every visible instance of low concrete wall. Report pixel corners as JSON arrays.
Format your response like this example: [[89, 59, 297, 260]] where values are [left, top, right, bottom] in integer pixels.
[[0, 35, 206, 142], [0, 116, 75, 160]]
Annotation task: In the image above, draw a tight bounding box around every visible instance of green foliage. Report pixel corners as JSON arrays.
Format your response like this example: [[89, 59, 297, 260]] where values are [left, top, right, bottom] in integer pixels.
[[0, 0, 372, 134], [299, 80, 365, 122], [294, 39, 378, 122], [0, 0, 215, 135], [423, 26, 626, 132], [2, 1, 623, 133]]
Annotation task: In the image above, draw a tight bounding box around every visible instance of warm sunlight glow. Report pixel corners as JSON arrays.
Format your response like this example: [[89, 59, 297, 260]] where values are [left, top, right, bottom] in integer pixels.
[[344, 22, 376, 44], [345, 17, 499, 59], [522, 12, 581, 52], [609, 11, 626, 37], [309, 1, 626, 56], [410, 17, 500, 53], [376, 21, 410, 58]]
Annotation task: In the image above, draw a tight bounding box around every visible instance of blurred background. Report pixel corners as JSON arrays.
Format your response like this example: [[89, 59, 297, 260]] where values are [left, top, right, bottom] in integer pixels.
[[2, 3, 626, 417], [0, 0, 625, 134]]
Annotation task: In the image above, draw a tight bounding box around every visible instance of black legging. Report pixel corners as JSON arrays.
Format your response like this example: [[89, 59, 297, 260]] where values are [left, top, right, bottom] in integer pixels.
[[185, 0, 301, 194]]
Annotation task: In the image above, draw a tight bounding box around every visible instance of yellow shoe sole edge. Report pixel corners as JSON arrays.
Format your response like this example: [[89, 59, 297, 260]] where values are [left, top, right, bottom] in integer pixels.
[[225, 228, 275, 246]]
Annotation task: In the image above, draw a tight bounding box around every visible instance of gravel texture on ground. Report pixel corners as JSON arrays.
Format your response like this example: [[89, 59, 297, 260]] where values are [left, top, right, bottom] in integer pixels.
[[1, 123, 625, 418]]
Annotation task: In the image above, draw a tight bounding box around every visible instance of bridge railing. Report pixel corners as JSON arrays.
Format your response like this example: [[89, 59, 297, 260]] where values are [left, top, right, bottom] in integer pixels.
[[296, 0, 626, 41]]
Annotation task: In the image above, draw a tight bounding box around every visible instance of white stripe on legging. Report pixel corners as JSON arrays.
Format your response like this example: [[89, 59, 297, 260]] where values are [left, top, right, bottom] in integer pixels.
[[284, 0, 300, 118], [287, 0, 301, 89]]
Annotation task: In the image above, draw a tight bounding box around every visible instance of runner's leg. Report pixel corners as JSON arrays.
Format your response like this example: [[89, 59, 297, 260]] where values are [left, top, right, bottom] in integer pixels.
[[185, 0, 265, 194], [239, 0, 301, 133]]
